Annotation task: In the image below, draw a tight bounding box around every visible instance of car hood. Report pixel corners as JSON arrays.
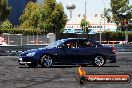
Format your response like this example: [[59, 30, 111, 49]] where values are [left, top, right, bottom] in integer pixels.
[[20, 49, 37, 55], [21, 47, 55, 55], [38, 46, 55, 50]]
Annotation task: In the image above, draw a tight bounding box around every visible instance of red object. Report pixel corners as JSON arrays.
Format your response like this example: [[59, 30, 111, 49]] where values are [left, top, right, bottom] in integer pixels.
[[112, 47, 116, 54], [0, 36, 7, 45]]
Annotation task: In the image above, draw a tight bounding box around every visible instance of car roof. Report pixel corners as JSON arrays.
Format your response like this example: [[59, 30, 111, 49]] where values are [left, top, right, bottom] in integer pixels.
[[67, 38, 87, 40], [61, 38, 89, 42], [61, 38, 97, 41]]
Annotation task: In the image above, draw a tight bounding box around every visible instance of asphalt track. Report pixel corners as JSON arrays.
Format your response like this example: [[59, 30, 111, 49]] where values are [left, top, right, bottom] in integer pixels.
[[0, 53, 132, 88]]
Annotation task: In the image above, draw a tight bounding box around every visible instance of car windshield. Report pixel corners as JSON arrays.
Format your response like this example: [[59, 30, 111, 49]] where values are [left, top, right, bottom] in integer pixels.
[[45, 40, 64, 48]]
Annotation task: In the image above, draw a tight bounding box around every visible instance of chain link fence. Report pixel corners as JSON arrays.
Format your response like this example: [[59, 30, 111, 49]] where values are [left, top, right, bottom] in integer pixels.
[[2, 33, 48, 45], [1, 33, 132, 45]]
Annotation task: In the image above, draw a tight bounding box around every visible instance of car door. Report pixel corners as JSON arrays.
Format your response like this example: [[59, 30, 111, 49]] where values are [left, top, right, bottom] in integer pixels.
[[51, 47, 68, 63], [59, 39, 79, 63], [75, 39, 98, 61]]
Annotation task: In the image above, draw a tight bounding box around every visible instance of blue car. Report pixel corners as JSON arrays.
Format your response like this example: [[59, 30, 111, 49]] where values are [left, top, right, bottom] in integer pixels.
[[18, 38, 116, 67]]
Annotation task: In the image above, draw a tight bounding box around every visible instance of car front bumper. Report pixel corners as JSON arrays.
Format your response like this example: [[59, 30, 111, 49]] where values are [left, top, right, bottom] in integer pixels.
[[18, 58, 31, 65]]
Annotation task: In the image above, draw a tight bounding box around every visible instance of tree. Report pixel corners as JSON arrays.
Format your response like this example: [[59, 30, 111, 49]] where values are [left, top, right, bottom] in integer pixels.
[[19, 2, 40, 29], [0, 0, 11, 26], [80, 18, 90, 33], [39, 1, 67, 33], [104, 8, 112, 23], [105, 0, 132, 31], [20, 0, 67, 33], [1, 20, 13, 30]]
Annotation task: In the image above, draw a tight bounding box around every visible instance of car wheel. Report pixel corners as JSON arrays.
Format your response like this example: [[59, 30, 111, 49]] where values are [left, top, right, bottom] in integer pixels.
[[41, 55, 53, 67], [93, 55, 105, 67]]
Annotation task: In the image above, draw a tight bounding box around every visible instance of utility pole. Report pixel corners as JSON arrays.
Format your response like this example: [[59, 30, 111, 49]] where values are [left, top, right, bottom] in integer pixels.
[[103, 0, 106, 31], [84, 0, 87, 33], [100, 16, 102, 44]]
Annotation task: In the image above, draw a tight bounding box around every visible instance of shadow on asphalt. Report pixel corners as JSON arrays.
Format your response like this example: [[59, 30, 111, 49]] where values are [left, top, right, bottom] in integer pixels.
[[19, 65, 120, 68], [19, 65, 78, 68], [85, 65, 120, 67]]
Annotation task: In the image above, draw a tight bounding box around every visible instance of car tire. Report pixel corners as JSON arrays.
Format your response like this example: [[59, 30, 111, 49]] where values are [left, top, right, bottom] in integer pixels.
[[93, 55, 105, 67], [41, 55, 53, 67]]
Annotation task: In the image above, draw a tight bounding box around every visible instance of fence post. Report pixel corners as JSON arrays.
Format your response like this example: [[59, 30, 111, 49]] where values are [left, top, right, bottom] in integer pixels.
[[47, 33, 56, 44], [3, 33, 10, 45], [33, 34, 35, 44], [27, 35, 29, 45], [125, 34, 128, 43]]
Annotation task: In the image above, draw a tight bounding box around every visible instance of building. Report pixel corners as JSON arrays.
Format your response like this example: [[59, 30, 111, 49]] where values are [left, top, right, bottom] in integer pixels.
[[8, 0, 36, 25], [65, 16, 117, 33]]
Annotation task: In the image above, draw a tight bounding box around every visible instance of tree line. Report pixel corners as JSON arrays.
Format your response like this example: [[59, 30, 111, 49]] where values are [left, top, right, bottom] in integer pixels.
[[0, 0, 67, 33], [0, 0, 132, 34]]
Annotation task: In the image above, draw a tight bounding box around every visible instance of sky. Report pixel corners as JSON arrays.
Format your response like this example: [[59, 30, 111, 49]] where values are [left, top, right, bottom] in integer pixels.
[[37, 0, 132, 19], [55, 0, 132, 19]]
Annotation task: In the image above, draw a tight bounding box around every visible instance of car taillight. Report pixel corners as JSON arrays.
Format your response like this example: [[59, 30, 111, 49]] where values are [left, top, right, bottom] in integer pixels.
[[112, 47, 116, 54]]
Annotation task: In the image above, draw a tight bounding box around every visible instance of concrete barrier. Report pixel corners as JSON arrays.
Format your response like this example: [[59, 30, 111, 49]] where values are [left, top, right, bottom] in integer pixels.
[[114, 44, 132, 52], [0, 44, 47, 56], [0, 44, 132, 56], [103, 44, 132, 52]]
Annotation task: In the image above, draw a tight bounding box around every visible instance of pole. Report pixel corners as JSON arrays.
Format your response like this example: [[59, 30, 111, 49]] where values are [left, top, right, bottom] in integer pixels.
[[125, 32, 128, 43], [27, 35, 29, 45], [103, 0, 106, 32], [84, 0, 87, 33], [102, 0, 105, 31], [104, 8, 105, 31], [21, 34, 22, 45], [100, 17, 102, 44], [8, 34, 9, 45], [33, 34, 34, 44], [70, 10, 72, 19], [37, 34, 39, 44]]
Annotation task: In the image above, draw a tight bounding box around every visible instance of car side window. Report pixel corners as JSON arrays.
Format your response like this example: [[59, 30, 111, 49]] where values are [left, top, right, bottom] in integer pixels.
[[85, 41, 95, 47], [77, 40, 95, 48], [64, 40, 77, 48]]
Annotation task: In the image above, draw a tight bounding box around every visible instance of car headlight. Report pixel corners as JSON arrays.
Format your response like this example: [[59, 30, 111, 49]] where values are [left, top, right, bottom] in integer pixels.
[[26, 52, 36, 56]]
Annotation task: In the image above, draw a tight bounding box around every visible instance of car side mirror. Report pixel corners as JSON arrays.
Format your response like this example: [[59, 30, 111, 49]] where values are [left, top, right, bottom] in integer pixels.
[[61, 45, 67, 48]]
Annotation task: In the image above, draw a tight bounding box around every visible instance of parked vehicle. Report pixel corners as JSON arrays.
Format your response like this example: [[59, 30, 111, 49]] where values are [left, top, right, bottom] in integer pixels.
[[18, 38, 116, 67], [63, 28, 83, 34]]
